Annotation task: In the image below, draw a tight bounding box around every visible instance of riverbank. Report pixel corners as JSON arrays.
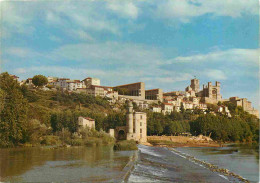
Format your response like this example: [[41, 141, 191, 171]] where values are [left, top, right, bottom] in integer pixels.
[[147, 135, 223, 147]]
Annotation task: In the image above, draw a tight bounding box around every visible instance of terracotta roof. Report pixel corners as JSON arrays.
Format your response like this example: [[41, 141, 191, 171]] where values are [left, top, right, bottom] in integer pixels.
[[82, 77, 91, 81], [163, 103, 173, 105], [11, 75, 19, 78], [80, 116, 94, 121]]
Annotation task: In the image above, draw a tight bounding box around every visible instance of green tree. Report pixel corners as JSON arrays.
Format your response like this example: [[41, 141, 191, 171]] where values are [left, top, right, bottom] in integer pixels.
[[0, 72, 29, 147], [32, 75, 48, 88]]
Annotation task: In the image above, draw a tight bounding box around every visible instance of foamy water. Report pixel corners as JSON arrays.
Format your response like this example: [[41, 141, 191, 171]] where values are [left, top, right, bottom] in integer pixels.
[[128, 145, 232, 183]]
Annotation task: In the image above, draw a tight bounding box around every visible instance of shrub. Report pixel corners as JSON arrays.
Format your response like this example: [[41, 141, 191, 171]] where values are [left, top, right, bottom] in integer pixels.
[[114, 140, 138, 151], [69, 139, 84, 146], [84, 137, 102, 146], [41, 135, 61, 145]]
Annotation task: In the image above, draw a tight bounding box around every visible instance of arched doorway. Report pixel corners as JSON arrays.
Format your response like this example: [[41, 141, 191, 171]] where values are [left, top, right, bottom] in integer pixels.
[[118, 130, 126, 140]]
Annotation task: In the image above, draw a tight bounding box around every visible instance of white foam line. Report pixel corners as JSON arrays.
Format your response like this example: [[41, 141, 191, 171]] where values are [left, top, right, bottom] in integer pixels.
[[169, 149, 232, 182], [218, 174, 229, 180]]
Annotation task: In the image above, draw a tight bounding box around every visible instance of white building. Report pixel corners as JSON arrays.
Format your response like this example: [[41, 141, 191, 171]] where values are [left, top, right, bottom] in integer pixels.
[[55, 78, 85, 91], [82, 77, 100, 87], [162, 103, 173, 114], [183, 101, 193, 110], [47, 76, 58, 83], [150, 106, 162, 113], [106, 91, 119, 103], [78, 116, 95, 129]]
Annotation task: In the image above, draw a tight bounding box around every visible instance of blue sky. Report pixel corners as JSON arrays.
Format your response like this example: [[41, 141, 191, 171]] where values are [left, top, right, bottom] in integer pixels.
[[1, 0, 259, 109]]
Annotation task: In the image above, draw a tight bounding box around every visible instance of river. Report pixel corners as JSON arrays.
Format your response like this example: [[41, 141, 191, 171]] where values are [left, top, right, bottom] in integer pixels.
[[0, 145, 136, 182], [128, 144, 259, 183], [0, 144, 258, 182]]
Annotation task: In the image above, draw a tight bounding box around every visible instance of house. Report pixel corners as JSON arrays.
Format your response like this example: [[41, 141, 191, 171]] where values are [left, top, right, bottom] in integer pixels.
[[217, 105, 231, 117], [82, 77, 100, 88], [106, 91, 119, 103], [162, 103, 173, 114], [183, 101, 193, 110], [10, 75, 19, 81], [78, 116, 95, 129], [150, 106, 162, 113]]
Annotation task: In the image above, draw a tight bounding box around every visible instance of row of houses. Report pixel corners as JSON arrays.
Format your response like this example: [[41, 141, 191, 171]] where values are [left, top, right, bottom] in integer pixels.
[[11, 73, 259, 118]]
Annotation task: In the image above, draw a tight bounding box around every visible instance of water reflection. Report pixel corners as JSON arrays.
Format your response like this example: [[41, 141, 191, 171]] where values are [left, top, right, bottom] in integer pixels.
[[0, 146, 135, 182]]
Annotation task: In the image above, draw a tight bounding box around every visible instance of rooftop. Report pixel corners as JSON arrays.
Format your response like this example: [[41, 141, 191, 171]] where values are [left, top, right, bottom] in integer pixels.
[[115, 82, 143, 87]]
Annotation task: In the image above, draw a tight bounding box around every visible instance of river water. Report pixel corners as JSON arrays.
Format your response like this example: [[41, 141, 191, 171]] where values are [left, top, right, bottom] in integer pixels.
[[175, 144, 259, 182], [0, 144, 258, 182], [0, 146, 135, 182], [128, 144, 259, 183]]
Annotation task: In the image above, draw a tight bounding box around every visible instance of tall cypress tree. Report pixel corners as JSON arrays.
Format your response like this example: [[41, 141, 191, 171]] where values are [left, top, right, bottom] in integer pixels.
[[0, 72, 28, 147]]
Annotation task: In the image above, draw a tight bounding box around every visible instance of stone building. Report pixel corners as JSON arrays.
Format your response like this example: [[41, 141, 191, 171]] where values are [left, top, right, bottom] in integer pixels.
[[186, 78, 200, 93], [82, 77, 100, 87], [229, 97, 259, 118], [201, 81, 222, 103], [162, 103, 174, 114], [110, 100, 147, 143], [145, 88, 163, 101], [78, 116, 95, 129], [114, 82, 145, 100], [76, 85, 113, 97], [185, 79, 222, 104], [150, 106, 162, 113]]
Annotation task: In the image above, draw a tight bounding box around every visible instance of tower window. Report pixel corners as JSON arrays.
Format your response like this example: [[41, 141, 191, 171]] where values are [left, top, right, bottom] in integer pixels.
[[140, 122, 142, 126], [140, 115, 142, 119], [140, 129, 142, 133]]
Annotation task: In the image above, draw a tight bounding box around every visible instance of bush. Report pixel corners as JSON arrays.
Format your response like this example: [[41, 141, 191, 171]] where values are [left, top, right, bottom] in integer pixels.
[[41, 135, 61, 145], [114, 140, 138, 151], [69, 139, 84, 146], [84, 137, 102, 146]]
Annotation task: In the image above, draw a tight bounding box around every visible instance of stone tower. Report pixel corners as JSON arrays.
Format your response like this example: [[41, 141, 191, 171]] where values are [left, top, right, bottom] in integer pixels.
[[215, 81, 221, 101], [191, 78, 200, 93], [208, 82, 212, 98], [126, 100, 134, 134]]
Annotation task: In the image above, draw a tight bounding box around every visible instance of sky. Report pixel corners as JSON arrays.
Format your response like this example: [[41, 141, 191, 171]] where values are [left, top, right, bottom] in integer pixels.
[[0, 0, 259, 109]]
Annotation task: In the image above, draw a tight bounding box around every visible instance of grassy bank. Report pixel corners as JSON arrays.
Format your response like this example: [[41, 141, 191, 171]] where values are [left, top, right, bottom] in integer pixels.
[[114, 140, 138, 151], [148, 136, 221, 147]]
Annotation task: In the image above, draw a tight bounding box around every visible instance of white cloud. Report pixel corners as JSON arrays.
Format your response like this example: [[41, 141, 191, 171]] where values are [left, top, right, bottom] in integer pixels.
[[44, 1, 120, 34], [154, 0, 258, 23], [66, 29, 94, 41], [5, 47, 38, 58], [14, 68, 27, 74], [204, 69, 227, 80], [49, 35, 62, 42], [2, 0, 257, 40], [50, 42, 162, 65], [107, 1, 139, 19], [155, 73, 193, 83], [169, 48, 259, 66]]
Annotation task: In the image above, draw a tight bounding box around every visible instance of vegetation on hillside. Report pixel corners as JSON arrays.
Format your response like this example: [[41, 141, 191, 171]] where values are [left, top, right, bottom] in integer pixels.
[[0, 72, 259, 147]]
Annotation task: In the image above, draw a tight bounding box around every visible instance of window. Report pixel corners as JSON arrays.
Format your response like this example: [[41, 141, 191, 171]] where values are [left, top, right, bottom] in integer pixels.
[[140, 122, 142, 126], [140, 129, 142, 133], [140, 115, 142, 119]]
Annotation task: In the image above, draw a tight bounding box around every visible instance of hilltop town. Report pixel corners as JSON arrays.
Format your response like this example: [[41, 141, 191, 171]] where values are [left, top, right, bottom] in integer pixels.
[[12, 74, 259, 118]]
